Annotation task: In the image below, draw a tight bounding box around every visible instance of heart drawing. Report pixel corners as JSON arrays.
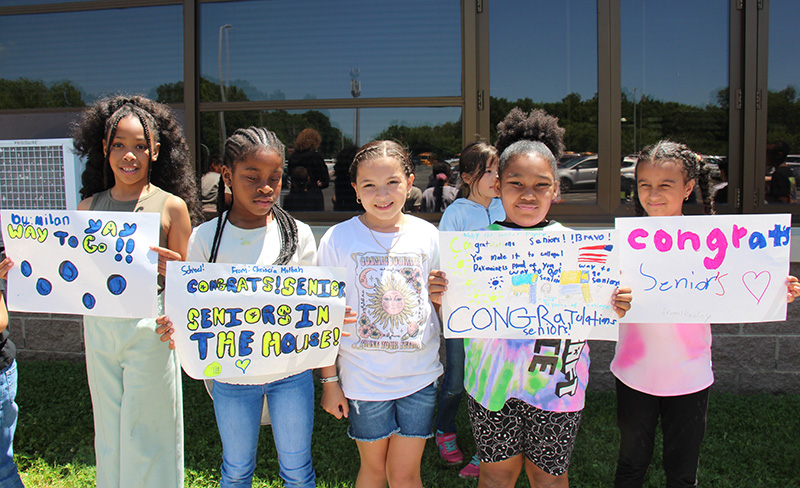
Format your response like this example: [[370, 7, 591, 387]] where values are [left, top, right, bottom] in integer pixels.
[[235, 359, 251, 374], [742, 271, 771, 304]]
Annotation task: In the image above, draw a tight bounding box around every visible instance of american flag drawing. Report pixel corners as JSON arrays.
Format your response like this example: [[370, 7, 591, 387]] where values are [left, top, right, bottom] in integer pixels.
[[578, 244, 613, 264]]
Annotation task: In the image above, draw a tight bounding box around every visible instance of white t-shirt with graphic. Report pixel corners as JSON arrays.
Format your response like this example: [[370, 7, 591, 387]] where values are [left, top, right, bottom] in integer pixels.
[[316, 215, 443, 401]]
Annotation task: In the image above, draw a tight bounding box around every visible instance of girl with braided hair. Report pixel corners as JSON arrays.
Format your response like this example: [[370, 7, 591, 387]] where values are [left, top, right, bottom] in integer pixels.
[[72, 95, 199, 487], [159, 127, 318, 487], [613, 139, 799, 487]]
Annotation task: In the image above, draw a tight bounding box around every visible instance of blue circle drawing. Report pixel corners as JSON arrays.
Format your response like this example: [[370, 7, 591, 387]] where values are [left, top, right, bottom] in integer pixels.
[[36, 278, 52, 296], [107, 274, 127, 295], [82, 293, 96, 309], [125, 255, 133, 264], [58, 261, 79, 282], [20, 261, 32, 277], [68, 236, 79, 248], [115, 254, 122, 262]]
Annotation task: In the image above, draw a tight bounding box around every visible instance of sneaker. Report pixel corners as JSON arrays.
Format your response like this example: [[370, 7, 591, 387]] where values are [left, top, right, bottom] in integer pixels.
[[434, 431, 464, 464], [458, 453, 480, 479]]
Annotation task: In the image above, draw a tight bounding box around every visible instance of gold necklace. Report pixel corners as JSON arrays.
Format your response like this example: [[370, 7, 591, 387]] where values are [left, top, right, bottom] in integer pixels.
[[362, 215, 404, 253]]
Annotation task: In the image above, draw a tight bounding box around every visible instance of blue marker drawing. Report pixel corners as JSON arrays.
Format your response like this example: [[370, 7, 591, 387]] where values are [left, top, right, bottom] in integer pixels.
[[82, 293, 96, 309], [20, 261, 32, 277], [36, 278, 52, 296], [115, 238, 135, 263], [85, 219, 102, 234], [68, 236, 79, 248], [119, 223, 137, 237], [107, 274, 127, 295], [58, 261, 79, 282]]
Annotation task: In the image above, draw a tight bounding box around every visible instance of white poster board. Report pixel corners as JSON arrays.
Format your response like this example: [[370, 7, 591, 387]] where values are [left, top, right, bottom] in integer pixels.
[[440, 229, 621, 340], [617, 214, 791, 323], [166, 262, 347, 381], [1, 210, 160, 317]]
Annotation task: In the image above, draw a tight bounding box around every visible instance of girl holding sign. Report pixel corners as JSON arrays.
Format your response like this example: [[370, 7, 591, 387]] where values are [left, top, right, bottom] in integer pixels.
[[429, 108, 632, 488], [72, 95, 199, 488], [612, 140, 800, 487], [0, 257, 23, 488], [317, 140, 443, 488], [159, 127, 318, 488], [433, 142, 504, 478]]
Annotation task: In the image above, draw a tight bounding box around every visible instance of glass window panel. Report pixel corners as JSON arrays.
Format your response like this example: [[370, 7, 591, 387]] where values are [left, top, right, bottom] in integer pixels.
[[199, 107, 462, 214], [0, 7, 183, 109], [765, 0, 800, 206], [490, 0, 598, 205], [621, 0, 729, 208], [199, 0, 461, 102]]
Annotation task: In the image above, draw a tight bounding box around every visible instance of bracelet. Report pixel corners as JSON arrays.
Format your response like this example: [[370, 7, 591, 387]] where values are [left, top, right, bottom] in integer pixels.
[[320, 375, 339, 384]]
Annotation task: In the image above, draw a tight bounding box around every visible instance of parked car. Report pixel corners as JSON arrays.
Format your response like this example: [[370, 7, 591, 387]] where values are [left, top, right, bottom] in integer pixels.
[[558, 155, 598, 193]]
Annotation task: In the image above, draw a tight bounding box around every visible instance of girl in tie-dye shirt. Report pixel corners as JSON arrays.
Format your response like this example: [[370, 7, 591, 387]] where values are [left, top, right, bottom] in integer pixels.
[[430, 108, 632, 488]]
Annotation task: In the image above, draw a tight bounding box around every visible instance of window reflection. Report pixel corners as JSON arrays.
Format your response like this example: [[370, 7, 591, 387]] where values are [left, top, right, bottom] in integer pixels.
[[765, 0, 800, 205], [490, 0, 599, 205], [0, 7, 183, 109], [621, 0, 729, 207], [200, 107, 462, 214], [199, 0, 461, 102]]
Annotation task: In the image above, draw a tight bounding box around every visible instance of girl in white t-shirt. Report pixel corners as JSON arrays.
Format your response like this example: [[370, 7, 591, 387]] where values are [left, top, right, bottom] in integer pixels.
[[611, 140, 800, 487], [159, 127, 319, 488], [317, 140, 442, 488]]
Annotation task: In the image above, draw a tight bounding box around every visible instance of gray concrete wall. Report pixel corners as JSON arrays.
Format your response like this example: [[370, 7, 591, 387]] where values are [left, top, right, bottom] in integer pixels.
[[6, 265, 800, 394]]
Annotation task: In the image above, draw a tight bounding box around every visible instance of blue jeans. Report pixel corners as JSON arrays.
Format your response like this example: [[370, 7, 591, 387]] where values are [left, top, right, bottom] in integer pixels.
[[347, 381, 438, 442], [435, 337, 465, 433], [212, 370, 315, 488], [0, 361, 23, 488]]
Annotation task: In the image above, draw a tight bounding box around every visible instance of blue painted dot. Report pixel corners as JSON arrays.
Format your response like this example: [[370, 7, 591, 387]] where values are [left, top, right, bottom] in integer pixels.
[[68, 236, 79, 248], [82, 293, 96, 310], [36, 278, 52, 296], [20, 261, 32, 277], [115, 254, 122, 262], [58, 261, 79, 282], [107, 274, 127, 295], [125, 255, 133, 264]]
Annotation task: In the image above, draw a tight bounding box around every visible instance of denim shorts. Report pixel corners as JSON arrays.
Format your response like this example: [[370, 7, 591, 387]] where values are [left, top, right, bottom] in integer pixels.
[[347, 381, 437, 442]]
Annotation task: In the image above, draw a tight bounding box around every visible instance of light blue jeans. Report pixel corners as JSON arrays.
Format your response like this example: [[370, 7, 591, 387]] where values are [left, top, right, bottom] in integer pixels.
[[0, 361, 22, 488], [212, 370, 315, 488]]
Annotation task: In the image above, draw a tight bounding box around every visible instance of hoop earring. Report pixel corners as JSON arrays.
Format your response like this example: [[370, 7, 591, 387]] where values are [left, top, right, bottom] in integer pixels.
[[357, 197, 361, 204]]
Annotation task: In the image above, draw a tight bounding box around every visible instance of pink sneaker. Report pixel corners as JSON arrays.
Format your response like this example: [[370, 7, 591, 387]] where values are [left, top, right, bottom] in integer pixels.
[[459, 454, 480, 479], [434, 431, 464, 464]]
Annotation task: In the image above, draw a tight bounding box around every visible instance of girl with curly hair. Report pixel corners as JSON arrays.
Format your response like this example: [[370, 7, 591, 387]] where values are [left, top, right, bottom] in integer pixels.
[[72, 94, 199, 488], [286, 128, 329, 211]]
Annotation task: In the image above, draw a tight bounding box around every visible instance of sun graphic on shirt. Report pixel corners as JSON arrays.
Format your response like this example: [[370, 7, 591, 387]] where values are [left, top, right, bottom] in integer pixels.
[[365, 273, 418, 335]]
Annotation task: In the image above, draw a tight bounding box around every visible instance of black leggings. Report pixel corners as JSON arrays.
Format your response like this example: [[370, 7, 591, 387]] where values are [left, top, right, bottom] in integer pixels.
[[614, 378, 709, 488]]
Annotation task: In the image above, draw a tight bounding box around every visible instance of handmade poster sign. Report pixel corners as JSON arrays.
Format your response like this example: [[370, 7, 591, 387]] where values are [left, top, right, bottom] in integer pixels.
[[440, 229, 621, 340], [617, 214, 791, 323], [1, 209, 160, 317], [166, 262, 347, 381]]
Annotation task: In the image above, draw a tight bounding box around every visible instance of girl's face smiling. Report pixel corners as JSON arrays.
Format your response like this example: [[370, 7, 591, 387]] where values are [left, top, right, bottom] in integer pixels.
[[636, 159, 695, 217], [469, 159, 499, 206], [103, 115, 159, 191], [495, 154, 558, 228], [353, 156, 414, 232], [222, 148, 284, 228]]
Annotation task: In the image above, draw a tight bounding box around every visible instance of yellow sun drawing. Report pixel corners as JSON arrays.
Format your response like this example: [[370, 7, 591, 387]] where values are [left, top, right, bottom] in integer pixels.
[[365, 273, 418, 335]]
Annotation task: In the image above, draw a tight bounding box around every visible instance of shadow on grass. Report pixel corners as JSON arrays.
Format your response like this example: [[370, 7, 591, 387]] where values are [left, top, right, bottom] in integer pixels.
[[14, 360, 800, 487]]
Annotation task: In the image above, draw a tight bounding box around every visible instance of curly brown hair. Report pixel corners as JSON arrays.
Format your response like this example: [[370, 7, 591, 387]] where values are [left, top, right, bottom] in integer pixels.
[[72, 95, 202, 225], [293, 128, 322, 153], [494, 107, 565, 160]]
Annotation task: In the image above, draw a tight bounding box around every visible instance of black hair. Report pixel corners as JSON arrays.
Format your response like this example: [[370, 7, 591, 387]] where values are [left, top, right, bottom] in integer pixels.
[[495, 107, 565, 160], [633, 140, 714, 216], [350, 140, 414, 182], [208, 127, 298, 265], [767, 140, 790, 168], [430, 161, 452, 212], [72, 94, 202, 225], [458, 142, 498, 198], [290, 166, 311, 191]]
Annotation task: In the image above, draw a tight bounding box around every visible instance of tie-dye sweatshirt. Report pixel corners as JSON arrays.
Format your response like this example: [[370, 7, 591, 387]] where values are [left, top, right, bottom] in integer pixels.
[[463, 221, 590, 413], [610, 322, 713, 396]]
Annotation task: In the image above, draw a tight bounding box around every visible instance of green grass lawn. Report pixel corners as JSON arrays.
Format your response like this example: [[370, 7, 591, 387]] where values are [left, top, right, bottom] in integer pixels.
[[13, 360, 800, 487]]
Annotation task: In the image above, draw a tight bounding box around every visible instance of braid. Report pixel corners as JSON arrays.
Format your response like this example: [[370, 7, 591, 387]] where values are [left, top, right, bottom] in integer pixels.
[[350, 140, 413, 182], [210, 127, 294, 264]]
